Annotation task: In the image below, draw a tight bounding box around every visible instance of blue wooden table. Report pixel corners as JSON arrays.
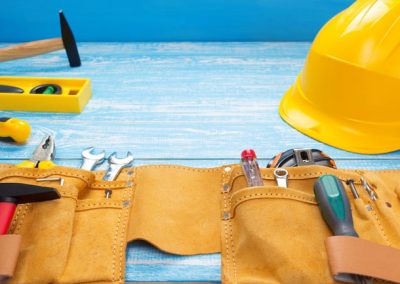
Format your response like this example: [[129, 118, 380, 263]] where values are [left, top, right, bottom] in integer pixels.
[[1, 42, 399, 282]]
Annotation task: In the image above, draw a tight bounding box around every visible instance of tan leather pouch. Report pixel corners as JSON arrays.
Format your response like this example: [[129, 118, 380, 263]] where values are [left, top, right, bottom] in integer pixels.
[[0, 165, 133, 284], [0, 164, 223, 283], [126, 165, 224, 255], [220, 165, 400, 284]]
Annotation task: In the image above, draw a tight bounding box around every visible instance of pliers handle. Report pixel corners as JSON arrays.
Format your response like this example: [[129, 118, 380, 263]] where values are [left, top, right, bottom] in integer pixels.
[[17, 160, 56, 169]]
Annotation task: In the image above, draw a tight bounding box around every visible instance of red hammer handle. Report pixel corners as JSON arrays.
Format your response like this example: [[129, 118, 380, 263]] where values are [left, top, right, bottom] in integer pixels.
[[0, 202, 16, 235]]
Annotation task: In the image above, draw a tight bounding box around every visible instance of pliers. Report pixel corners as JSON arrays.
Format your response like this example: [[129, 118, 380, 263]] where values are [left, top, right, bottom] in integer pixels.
[[17, 134, 56, 169]]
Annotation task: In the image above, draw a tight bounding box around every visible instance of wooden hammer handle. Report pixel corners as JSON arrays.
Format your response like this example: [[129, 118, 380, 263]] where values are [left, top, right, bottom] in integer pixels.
[[0, 38, 64, 63]]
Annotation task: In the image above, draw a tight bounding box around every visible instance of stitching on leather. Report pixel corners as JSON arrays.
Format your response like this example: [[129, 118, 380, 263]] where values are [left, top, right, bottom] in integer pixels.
[[118, 187, 133, 283], [0, 169, 93, 185], [58, 191, 78, 199], [9, 206, 22, 232], [137, 165, 222, 173], [221, 168, 232, 283], [15, 204, 30, 234], [76, 202, 122, 210], [229, 170, 362, 188], [229, 192, 316, 217], [90, 182, 127, 189], [117, 184, 128, 283], [114, 174, 134, 283], [112, 202, 122, 282], [118, 193, 126, 284], [119, 171, 136, 283], [369, 203, 392, 246], [223, 168, 238, 283], [229, 219, 237, 283], [233, 192, 315, 205]]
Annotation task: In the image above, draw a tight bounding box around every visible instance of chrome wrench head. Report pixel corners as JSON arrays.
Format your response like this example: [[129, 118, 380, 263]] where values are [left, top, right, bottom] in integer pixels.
[[81, 147, 106, 171], [103, 152, 134, 181]]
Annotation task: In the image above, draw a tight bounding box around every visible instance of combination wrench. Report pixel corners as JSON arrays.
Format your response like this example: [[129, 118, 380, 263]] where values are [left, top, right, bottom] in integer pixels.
[[103, 152, 134, 198], [81, 147, 106, 171]]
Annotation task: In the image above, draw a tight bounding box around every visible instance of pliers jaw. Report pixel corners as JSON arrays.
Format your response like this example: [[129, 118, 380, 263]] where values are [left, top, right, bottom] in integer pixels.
[[31, 135, 55, 165], [18, 135, 56, 169]]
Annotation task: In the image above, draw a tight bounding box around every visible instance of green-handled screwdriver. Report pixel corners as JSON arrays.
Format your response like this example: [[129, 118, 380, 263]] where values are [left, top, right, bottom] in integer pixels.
[[314, 174, 358, 237], [314, 175, 371, 284]]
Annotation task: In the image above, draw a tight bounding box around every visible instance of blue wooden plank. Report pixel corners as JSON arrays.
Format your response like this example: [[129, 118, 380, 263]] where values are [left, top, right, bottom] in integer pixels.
[[1, 42, 399, 162], [1, 42, 400, 282], [0, 0, 353, 42], [126, 241, 220, 282]]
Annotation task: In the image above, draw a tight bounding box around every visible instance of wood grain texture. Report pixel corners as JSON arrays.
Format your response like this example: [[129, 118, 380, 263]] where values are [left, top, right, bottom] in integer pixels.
[[0, 38, 63, 63], [0, 42, 399, 282]]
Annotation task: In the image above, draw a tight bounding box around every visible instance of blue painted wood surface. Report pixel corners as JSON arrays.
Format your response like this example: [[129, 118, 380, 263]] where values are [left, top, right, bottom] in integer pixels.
[[1, 0, 353, 42], [0, 42, 399, 282]]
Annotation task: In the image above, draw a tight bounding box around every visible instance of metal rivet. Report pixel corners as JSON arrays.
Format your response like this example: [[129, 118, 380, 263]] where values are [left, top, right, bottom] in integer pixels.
[[122, 201, 130, 207], [223, 184, 230, 192], [36, 177, 64, 186], [127, 170, 134, 176], [224, 167, 232, 172], [105, 189, 112, 199], [386, 202, 392, 208], [366, 204, 373, 211], [223, 212, 230, 220], [126, 181, 133, 187]]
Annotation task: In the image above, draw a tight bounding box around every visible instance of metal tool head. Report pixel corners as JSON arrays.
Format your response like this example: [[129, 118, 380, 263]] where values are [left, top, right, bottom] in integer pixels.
[[59, 10, 81, 67], [30, 135, 55, 165], [103, 152, 134, 181], [82, 147, 106, 161], [108, 152, 134, 166], [81, 147, 106, 171], [0, 183, 60, 204]]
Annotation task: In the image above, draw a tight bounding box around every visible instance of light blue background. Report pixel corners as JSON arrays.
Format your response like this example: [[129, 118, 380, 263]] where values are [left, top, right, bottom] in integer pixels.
[[1, 0, 353, 42]]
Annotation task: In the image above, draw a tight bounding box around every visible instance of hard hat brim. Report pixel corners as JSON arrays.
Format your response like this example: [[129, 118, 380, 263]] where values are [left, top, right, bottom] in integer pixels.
[[280, 75, 400, 154]]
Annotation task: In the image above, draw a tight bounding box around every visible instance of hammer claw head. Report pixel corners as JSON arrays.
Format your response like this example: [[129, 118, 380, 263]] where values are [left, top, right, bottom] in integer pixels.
[[0, 183, 60, 204], [59, 10, 81, 67]]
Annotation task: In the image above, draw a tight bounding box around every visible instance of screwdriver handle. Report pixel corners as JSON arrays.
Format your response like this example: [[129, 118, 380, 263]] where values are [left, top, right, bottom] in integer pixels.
[[314, 175, 358, 237], [0, 118, 31, 144]]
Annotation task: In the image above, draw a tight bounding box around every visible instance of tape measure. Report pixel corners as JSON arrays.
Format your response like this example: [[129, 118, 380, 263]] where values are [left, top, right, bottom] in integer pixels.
[[267, 148, 336, 169]]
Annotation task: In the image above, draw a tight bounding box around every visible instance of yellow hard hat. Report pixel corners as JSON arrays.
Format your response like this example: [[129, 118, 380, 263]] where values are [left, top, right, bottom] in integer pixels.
[[279, 0, 400, 154]]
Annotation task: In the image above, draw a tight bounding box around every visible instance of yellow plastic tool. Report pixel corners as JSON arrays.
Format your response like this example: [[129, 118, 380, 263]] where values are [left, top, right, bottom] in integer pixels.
[[0, 118, 31, 144], [0, 77, 91, 113], [279, 0, 400, 154]]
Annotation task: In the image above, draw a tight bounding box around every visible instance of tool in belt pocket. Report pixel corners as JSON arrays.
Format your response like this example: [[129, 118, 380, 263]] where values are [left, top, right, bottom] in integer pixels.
[[267, 148, 337, 168]]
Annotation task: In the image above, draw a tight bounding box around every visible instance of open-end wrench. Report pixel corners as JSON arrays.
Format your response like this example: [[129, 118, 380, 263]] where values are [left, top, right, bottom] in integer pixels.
[[81, 147, 106, 171], [103, 152, 134, 198]]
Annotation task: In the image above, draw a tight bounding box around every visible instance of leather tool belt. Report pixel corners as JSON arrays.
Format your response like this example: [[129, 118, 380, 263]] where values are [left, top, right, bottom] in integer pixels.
[[0, 164, 399, 283]]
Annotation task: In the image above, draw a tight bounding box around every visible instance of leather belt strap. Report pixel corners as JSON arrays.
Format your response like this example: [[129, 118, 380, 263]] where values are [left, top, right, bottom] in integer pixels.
[[326, 236, 400, 283], [0, 234, 21, 280]]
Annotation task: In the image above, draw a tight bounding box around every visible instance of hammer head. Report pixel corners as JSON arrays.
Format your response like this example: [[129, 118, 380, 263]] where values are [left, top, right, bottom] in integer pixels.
[[0, 183, 60, 204], [59, 10, 81, 67]]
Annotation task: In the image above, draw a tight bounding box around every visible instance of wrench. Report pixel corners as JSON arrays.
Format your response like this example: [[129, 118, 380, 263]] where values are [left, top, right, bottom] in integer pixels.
[[103, 152, 134, 198], [81, 147, 106, 171]]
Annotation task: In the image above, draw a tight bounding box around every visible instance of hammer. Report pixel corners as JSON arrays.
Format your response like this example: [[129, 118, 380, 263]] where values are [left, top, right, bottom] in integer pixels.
[[0, 183, 60, 234], [0, 183, 60, 281], [0, 11, 80, 67]]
